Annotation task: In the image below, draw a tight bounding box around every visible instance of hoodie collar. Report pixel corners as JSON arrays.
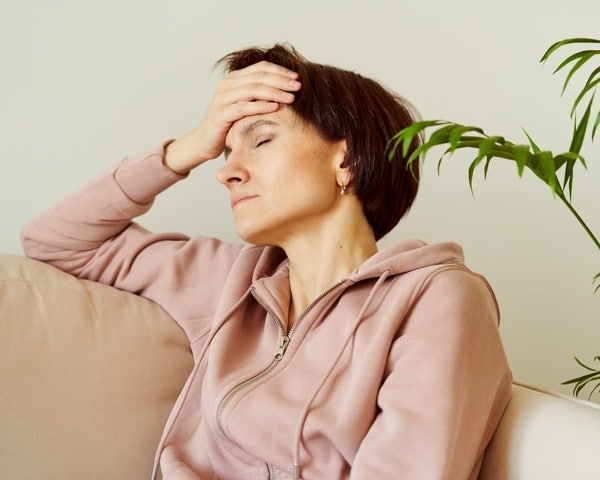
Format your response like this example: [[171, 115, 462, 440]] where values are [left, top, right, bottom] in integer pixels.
[[350, 239, 464, 281], [249, 239, 464, 322]]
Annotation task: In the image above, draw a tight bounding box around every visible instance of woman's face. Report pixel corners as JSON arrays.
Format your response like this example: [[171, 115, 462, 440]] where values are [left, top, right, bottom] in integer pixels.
[[217, 107, 346, 247]]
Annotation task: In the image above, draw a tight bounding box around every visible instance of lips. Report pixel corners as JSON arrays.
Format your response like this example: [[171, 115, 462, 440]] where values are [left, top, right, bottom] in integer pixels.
[[230, 195, 258, 209]]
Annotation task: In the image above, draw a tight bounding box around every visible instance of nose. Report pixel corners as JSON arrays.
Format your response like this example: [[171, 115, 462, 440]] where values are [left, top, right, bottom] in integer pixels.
[[216, 152, 249, 187]]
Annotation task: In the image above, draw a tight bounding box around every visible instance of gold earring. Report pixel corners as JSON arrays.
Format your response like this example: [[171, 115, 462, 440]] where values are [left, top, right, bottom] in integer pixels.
[[340, 183, 346, 195]]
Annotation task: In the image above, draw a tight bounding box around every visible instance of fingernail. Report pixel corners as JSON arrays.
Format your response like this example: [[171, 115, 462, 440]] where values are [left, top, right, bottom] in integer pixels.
[[289, 80, 301, 89], [286, 70, 299, 79]]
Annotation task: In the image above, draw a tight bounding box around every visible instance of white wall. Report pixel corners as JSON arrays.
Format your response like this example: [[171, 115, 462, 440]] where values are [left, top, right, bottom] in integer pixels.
[[2, 0, 599, 397]]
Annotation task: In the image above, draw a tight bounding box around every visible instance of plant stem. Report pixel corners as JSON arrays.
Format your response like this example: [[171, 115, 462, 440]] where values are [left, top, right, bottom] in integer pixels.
[[558, 193, 600, 250]]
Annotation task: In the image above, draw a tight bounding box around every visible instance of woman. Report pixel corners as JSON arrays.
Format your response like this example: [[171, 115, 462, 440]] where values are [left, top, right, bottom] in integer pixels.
[[21, 44, 511, 479]]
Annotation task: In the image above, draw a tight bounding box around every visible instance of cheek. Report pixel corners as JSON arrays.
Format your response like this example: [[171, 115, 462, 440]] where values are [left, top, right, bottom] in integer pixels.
[[268, 138, 338, 199], [295, 177, 338, 212], [284, 168, 334, 199]]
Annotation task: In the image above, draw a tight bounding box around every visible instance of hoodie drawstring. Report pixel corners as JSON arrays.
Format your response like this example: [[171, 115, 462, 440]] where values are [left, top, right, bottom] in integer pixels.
[[290, 271, 392, 479]]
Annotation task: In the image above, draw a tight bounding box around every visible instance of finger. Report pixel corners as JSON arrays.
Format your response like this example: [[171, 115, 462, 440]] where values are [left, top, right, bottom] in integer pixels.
[[224, 65, 302, 95], [220, 74, 302, 101], [230, 99, 281, 118], [230, 82, 297, 104], [207, 98, 280, 130], [211, 100, 280, 134], [229, 60, 298, 80]]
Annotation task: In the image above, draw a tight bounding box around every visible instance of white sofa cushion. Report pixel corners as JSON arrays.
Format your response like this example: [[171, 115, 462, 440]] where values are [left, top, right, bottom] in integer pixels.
[[479, 382, 600, 479]]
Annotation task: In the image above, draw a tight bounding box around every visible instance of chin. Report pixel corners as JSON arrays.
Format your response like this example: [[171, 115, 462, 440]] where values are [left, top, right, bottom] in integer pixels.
[[235, 224, 273, 247]]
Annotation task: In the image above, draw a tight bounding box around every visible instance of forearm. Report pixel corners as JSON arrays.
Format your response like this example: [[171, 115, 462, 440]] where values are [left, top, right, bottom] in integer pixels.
[[20, 142, 186, 276]]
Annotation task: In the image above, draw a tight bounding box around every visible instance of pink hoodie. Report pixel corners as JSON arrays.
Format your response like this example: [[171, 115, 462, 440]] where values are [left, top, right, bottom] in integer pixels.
[[21, 144, 512, 480]]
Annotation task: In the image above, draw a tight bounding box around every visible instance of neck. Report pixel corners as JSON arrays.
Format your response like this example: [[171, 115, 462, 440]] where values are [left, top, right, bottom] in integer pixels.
[[282, 214, 378, 329]]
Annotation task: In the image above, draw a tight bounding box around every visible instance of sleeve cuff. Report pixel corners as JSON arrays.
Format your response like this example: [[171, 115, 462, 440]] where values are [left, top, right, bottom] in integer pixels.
[[113, 140, 188, 205]]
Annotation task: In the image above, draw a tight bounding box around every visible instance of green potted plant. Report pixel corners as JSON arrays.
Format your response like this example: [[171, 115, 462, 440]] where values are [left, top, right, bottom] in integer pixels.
[[389, 37, 600, 400]]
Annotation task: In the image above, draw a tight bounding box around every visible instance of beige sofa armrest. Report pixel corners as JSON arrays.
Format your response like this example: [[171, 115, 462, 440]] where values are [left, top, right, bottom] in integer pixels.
[[0, 254, 194, 480], [480, 381, 600, 479]]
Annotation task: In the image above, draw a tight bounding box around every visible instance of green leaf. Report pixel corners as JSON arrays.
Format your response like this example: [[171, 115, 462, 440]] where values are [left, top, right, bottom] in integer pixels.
[[405, 122, 458, 169], [554, 152, 585, 198], [559, 52, 597, 95], [570, 77, 600, 117], [551, 49, 597, 75], [511, 144, 532, 176], [561, 370, 598, 385], [421, 124, 461, 159], [581, 65, 600, 97], [465, 136, 505, 193], [562, 355, 600, 398], [532, 151, 559, 194], [540, 37, 600, 63], [387, 120, 444, 160], [570, 93, 595, 153], [593, 108, 600, 140], [522, 128, 541, 153], [575, 355, 599, 372], [426, 123, 461, 145], [578, 375, 600, 398], [448, 125, 485, 152], [478, 136, 505, 178], [588, 382, 600, 399], [467, 156, 484, 195]]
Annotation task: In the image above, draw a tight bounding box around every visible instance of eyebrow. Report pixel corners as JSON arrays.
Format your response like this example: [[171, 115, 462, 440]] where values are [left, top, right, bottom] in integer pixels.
[[224, 119, 278, 159]]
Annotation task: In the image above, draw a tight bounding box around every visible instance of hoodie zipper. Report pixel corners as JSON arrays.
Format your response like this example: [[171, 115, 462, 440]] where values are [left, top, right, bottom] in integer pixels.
[[216, 289, 288, 436], [268, 463, 278, 480], [216, 280, 346, 476]]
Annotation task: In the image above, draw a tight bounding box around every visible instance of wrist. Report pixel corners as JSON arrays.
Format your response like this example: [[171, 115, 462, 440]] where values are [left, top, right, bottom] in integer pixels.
[[163, 130, 207, 175]]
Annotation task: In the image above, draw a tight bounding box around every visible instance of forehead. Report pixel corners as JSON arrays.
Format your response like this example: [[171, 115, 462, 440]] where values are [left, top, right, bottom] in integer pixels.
[[226, 107, 304, 142]]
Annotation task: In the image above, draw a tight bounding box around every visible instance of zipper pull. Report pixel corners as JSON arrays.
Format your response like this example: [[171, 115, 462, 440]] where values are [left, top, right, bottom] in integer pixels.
[[274, 335, 290, 360], [293, 463, 300, 480]]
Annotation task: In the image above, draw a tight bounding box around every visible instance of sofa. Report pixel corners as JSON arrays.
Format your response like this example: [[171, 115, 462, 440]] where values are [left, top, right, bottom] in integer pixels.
[[2, 253, 600, 479]]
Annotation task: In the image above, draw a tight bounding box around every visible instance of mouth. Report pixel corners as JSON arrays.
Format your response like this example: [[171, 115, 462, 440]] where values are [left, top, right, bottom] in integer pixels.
[[230, 195, 258, 209]]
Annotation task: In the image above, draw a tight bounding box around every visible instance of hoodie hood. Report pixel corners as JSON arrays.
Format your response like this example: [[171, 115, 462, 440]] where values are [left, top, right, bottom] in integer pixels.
[[246, 239, 465, 329], [250, 239, 465, 285], [351, 239, 465, 281]]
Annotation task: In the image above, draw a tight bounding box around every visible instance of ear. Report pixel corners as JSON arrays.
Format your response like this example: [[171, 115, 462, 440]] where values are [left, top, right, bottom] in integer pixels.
[[333, 139, 352, 187]]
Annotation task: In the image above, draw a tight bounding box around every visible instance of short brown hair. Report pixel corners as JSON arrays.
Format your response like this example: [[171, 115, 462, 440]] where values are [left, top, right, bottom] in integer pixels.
[[217, 44, 421, 241]]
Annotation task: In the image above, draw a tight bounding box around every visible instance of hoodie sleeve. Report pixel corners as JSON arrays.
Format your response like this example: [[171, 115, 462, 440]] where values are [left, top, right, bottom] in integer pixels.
[[350, 267, 512, 479], [20, 142, 245, 336]]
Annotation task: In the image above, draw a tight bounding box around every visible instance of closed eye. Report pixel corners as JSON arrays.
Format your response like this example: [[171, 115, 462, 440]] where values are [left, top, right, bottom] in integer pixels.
[[256, 138, 272, 148]]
